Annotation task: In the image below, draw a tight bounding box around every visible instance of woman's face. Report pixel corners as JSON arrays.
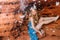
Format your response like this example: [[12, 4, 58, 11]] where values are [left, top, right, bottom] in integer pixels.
[[31, 9, 37, 15]]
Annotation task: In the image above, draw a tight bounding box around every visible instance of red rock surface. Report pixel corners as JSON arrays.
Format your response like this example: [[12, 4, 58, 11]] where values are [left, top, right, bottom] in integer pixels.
[[0, 0, 60, 40]]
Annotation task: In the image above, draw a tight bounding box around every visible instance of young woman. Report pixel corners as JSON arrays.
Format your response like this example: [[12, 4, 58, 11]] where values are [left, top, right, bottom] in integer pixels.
[[28, 6, 59, 40], [28, 7, 38, 40]]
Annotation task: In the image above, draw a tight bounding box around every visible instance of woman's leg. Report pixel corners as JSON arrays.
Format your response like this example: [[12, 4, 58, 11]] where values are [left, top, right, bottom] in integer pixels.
[[40, 16, 59, 21], [39, 16, 59, 24], [35, 16, 59, 36], [36, 16, 59, 30]]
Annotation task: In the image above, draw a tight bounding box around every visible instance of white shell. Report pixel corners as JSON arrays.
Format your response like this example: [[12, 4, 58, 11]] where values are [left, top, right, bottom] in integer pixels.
[[56, 2, 60, 6], [38, 1, 40, 3], [52, 30, 55, 33], [0, 5, 2, 9], [44, 0, 47, 2], [33, 0, 36, 1], [33, 4, 36, 9], [19, 15, 25, 19]]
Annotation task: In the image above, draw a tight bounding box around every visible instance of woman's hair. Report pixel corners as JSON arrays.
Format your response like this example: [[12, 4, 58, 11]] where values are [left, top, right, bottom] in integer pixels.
[[24, 1, 36, 13]]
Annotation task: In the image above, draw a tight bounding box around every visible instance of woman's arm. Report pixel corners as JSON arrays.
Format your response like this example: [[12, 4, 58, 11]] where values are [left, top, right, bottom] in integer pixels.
[[30, 17, 35, 29]]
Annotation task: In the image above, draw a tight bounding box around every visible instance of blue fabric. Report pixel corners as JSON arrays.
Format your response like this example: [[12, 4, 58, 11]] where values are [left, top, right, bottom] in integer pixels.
[[28, 22, 38, 40]]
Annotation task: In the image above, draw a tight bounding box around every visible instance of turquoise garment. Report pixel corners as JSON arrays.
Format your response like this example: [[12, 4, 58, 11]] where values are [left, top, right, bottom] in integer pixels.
[[28, 22, 38, 40]]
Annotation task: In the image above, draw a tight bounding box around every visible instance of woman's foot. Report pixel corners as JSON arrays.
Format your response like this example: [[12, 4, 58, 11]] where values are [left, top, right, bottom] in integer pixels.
[[37, 29, 45, 38], [40, 30, 45, 36], [54, 16, 59, 21]]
